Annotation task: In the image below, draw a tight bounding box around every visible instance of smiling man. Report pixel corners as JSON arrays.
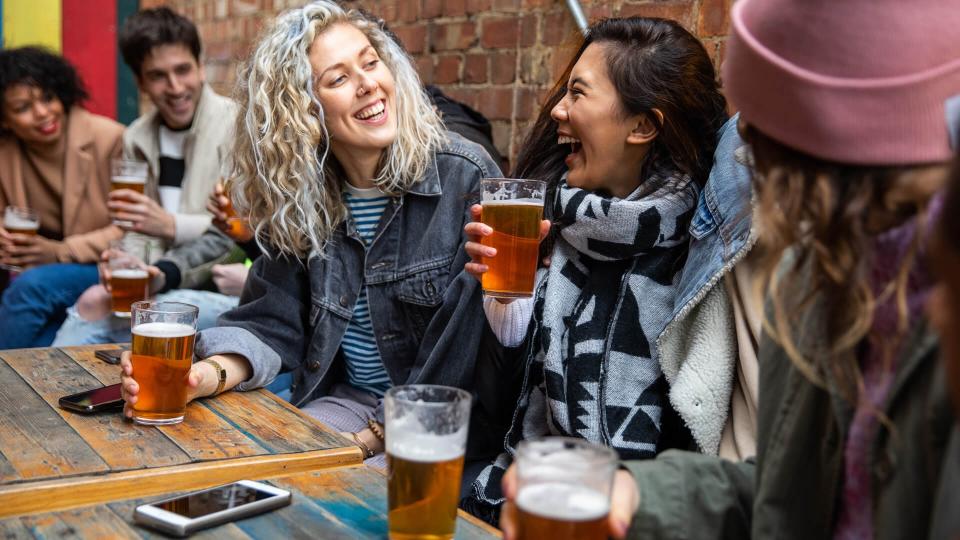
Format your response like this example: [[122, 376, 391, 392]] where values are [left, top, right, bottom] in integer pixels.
[[116, 7, 237, 248]]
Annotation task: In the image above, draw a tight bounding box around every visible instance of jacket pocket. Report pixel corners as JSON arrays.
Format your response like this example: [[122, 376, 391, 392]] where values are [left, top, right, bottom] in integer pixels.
[[396, 265, 451, 340]]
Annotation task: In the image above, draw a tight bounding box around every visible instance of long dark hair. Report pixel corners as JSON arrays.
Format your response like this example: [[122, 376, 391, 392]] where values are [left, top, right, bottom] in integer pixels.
[[513, 17, 726, 192]]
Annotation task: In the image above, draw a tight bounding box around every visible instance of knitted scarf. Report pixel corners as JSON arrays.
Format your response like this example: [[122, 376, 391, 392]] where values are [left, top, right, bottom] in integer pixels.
[[468, 170, 699, 509]]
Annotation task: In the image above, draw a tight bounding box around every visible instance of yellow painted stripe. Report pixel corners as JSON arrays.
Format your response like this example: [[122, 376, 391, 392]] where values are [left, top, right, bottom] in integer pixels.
[[3, 0, 61, 52]]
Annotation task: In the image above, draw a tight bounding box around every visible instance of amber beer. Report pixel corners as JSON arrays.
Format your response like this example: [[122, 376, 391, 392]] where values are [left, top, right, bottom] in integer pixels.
[[130, 301, 198, 425], [385, 385, 471, 540], [480, 200, 543, 298], [111, 176, 146, 194], [110, 268, 149, 317], [516, 483, 610, 540], [3, 207, 39, 236], [387, 439, 465, 540]]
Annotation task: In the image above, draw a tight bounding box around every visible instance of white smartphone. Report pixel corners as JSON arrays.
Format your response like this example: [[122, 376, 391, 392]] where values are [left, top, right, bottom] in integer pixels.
[[133, 480, 292, 537]]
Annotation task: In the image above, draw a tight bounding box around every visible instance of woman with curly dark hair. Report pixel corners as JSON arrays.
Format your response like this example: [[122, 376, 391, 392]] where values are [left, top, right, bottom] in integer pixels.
[[0, 46, 124, 347]]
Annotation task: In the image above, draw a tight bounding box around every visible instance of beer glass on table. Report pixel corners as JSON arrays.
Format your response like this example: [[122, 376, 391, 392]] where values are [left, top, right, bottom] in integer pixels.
[[2, 206, 40, 271], [110, 159, 148, 226], [130, 301, 198, 425], [385, 385, 472, 540], [514, 437, 617, 540], [108, 239, 151, 318], [479, 179, 546, 298]]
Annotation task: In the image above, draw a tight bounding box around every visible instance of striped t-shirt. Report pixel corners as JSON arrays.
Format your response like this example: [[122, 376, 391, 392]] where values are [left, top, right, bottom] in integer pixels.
[[341, 183, 392, 396]]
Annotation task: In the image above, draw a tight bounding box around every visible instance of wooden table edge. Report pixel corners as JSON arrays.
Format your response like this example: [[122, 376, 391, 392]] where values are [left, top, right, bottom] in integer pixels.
[[0, 446, 363, 519]]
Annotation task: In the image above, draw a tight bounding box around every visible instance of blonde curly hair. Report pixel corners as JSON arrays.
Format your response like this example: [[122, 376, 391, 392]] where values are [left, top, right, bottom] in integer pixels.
[[230, 1, 446, 258]]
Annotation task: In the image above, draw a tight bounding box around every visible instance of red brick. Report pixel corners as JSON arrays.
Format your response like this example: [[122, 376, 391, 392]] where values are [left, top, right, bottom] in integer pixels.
[[698, 0, 732, 36], [492, 0, 521, 11], [491, 51, 517, 83], [397, 0, 420, 23], [464, 53, 488, 83], [520, 14, 538, 47], [522, 0, 554, 8], [619, 1, 695, 30], [378, 1, 399, 23], [423, 0, 443, 19], [434, 54, 462, 84], [432, 21, 478, 51], [481, 17, 519, 49], [393, 24, 428, 54], [416, 56, 434, 85], [445, 88, 478, 109], [516, 86, 541, 119], [466, 0, 492, 13], [444, 0, 468, 16], [587, 4, 613, 22], [476, 86, 514, 120], [520, 50, 552, 85], [542, 11, 576, 46]]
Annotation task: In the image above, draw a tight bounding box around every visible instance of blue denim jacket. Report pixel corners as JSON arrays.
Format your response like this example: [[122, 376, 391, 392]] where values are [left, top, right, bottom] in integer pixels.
[[655, 115, 757, 454], [196, 133, 501, 422]]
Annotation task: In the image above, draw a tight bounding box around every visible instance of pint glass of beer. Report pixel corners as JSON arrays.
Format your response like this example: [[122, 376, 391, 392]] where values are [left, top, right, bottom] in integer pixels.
[[111, 159, 148, 226], [479, 179, 546, 298], [385, 385, 472, 540], [2, 206, 40, 271], [108, 239, 151, 317], [515, 437, 617, 540], [130, 301, 198, 425]]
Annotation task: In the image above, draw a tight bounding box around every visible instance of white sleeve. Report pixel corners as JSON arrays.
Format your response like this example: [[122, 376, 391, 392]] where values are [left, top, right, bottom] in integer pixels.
[[483, 296, 534, 347]]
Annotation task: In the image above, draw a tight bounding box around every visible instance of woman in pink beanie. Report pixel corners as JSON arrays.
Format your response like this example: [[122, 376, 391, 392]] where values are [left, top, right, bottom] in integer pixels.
[[498, 0, 960, 538]]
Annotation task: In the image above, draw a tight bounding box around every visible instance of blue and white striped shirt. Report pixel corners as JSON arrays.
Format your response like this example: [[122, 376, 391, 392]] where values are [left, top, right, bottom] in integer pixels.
[[341, 184, 392, 396]]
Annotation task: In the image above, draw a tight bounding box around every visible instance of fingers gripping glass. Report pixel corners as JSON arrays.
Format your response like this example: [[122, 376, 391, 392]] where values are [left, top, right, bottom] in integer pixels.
[[479, 179, 546, 299]]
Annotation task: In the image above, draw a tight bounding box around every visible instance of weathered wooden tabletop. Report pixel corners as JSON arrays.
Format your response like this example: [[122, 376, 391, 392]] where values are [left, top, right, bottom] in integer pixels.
[[0, 344, 362, 518], [0, 465, 502, 539]]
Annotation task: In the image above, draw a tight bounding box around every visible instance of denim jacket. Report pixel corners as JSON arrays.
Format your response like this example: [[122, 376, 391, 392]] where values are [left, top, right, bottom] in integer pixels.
[[196, 133, 501, 425], [655, 115, 757, 454]]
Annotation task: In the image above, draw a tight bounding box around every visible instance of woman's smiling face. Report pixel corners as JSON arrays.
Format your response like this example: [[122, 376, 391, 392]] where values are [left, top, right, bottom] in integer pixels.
[[550, 43, 655, 198], [310, 23, 398, 159]]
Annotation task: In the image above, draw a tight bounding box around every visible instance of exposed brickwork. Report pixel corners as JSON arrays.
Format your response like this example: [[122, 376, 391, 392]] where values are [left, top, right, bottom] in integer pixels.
[[143, 0, 731, 167]]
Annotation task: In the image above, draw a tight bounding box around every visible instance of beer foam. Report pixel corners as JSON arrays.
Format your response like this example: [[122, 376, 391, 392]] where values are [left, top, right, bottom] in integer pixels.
[[3, 214, 39, 230], [132, 322, 195, 338], [387, 429, 466, 463], [112, 175, 147, 185], [112, 268, 149, 279], [480, 198, 543, 206], [517, 483, 609, 521]]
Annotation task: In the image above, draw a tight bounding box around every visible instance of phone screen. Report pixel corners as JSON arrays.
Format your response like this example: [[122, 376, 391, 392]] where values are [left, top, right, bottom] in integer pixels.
[[153, 484, 277, 518], [61, 383, 122, 409]]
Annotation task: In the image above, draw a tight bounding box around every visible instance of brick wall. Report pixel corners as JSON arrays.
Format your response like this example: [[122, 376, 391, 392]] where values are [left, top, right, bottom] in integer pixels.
[[141, 0, 731, 167]]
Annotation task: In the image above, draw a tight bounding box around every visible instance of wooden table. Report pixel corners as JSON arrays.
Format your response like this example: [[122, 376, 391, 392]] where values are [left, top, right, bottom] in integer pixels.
[[0, 345, 362, 518], [0, 465, 502, 539]]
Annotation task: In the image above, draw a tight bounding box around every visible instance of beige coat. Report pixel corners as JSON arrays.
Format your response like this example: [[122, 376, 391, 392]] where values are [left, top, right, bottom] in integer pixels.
[[0, 107, 123, 263]]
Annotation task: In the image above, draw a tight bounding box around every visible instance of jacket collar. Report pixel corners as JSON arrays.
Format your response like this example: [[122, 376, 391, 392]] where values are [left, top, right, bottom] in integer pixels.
[[403, 151, 442, 197]]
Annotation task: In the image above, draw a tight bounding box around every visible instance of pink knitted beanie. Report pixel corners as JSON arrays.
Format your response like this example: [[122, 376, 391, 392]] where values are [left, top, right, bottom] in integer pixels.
[[723, 0, 960, 165]]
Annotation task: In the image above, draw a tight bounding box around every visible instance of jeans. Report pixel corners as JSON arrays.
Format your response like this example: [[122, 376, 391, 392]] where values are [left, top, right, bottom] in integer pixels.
[[0, 263, 99, 349], [52, 289, 239, 346]]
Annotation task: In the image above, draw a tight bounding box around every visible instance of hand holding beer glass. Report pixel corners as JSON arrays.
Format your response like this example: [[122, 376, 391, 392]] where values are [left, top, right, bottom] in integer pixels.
[[105, 239, 151, 318], [127, 301, 198, 425], [385, 385, 471, 540], [1, 206, 40, 271], [510, 438, 618, 540], [464, 179, 549, 300], [207, 180, 254, 243]]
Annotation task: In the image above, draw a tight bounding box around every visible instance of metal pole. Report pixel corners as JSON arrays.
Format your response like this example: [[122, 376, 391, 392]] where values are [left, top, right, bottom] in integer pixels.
[[564, 0, 590, 36]]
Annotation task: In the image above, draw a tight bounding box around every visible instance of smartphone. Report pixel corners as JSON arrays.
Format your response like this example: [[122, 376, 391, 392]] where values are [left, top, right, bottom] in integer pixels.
[[134, 480, 292, 537], [58, 383, 124, 413], [95, 348, 125, 365]]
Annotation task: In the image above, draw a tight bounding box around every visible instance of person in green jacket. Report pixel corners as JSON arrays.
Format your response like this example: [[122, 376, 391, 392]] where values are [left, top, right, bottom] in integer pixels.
[[496, 0, 960, 538]]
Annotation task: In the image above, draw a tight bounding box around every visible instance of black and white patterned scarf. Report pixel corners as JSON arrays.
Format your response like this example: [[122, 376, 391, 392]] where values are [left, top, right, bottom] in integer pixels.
[[467, 170, 698, 510]]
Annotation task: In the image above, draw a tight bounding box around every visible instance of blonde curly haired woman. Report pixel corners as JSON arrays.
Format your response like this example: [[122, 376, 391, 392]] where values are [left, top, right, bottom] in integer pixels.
[[119, 1, 504, 469]]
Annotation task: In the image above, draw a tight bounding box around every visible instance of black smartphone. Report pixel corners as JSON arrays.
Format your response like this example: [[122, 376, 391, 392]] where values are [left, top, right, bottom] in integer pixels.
[[58, 383, 124, 413], [134, 480, 292, 537], [95, 348, 125, 365]]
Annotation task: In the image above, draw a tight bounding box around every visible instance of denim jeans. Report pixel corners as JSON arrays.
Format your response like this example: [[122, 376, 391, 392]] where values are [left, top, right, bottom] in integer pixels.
[[52, 289, 239, 346], [0, 263, 99, 349]]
